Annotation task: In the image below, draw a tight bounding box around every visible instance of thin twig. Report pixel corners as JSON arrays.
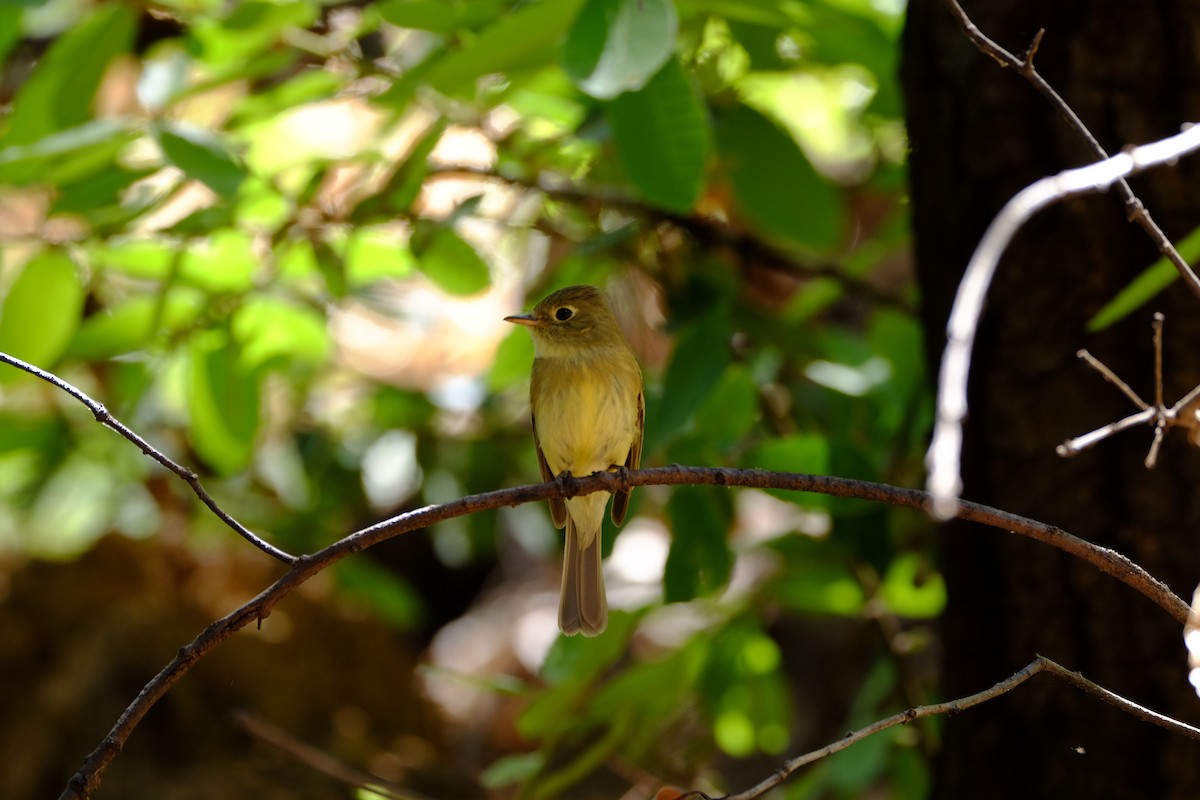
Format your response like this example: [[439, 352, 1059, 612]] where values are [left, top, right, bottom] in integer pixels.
[[925, 123, 1200, 518], [56, 465, 1191, 800], [425, 166, 914, 313], [1056, 316, 1200, 464], [0, 352, 296, 565], [1076, 349, 1149, 410], [1056, 407, 1156, 456], [231, 710, 426, 800], [944, 0, 1200, 300], [720, 655, 1200, 800]]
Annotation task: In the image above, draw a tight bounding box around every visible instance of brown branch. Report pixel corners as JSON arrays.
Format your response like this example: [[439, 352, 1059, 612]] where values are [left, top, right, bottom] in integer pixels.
[[56, 466, 1190, 799], [944, 0, 1200, 301], [425, 166, 914, 313], [231, 710, 426, 800], [1057, 315, 1200, 465], [719, 655, 1200, 800], [0, 351, 296, 565]]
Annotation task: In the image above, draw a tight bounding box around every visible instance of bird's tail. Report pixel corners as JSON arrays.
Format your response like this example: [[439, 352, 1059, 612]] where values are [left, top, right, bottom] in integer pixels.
[[559, 517, 607, 636]]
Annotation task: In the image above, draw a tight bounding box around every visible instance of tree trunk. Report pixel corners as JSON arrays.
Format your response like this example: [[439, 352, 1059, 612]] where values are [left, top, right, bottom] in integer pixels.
[[903, 2, 1200, 797]]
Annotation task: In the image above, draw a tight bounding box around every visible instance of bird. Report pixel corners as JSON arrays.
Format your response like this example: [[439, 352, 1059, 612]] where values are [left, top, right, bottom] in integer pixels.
[[505, 285, 644, 636]]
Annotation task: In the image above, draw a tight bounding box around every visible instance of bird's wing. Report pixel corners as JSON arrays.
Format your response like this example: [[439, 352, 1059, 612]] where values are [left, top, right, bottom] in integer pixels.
[[533, 414, 568, 528], [610, 390, 643, 526]]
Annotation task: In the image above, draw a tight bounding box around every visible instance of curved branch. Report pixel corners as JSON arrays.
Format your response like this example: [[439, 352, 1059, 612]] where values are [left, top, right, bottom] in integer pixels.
[[944, 0, 1200, 300], [0, 351, 296, 565], [925, 123, 1200, 518], [57, 466, 1189, 799], [721, 655, 1200, 800]]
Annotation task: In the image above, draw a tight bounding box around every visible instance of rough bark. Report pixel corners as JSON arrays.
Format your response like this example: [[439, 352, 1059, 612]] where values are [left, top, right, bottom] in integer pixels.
[[903, 2, 1200, 797]]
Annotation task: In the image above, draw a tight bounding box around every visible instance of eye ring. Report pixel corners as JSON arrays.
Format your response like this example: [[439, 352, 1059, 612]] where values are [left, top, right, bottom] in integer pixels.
[[554, 306, 575, 321]]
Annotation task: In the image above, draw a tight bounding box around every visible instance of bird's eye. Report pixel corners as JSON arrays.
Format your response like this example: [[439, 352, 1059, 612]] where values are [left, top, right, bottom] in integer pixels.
[[554, 306, 575, 321]]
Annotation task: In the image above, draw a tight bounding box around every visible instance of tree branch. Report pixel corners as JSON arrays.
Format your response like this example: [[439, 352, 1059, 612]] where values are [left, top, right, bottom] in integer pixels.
[[425, 166, 914, 313], [56, 465, 1189, 799], [719, 655, 1200, 800], [944, 0, 1200, 300], [0, 351, 296, 565], [925, 123, 1200, 518]]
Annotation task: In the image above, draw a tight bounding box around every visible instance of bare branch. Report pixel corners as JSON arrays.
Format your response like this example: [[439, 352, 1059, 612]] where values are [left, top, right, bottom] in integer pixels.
[[1076, 349, 1149, 410], [1056, 316, 1200, 464], [56, 466, 1190, 799], [424, 166, 914, 313], [944, 0, 1200, 300], [925, 123, 1200, 518], [231, 710, 426, 800], [0, 351, 296, 565], [719, 655, 1200, 800]]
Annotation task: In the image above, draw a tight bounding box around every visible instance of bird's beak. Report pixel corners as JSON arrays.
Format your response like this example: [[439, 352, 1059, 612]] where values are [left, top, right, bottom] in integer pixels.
[[504, 313, 543, 328]]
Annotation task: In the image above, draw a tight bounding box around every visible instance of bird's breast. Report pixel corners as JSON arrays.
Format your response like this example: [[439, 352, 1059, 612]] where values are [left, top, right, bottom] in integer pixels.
[[532, 351, 639, 477]]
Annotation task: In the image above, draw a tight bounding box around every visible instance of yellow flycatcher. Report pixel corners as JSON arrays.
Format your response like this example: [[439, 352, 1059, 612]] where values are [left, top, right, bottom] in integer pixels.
[[505, 285, 644, 636]]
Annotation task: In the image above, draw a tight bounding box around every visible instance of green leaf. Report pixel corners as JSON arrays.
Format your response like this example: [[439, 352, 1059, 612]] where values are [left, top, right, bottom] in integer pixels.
[[180, 229, 258, 292], [880, 553, 945, 618], [378, 0, 459, 33], [187, 330, 261, 475], [715, 104, 840, 251], [607, 58, 710, 212], [481, 752, 546, 790], [51, 164, 154, 215], [1, 4, 136, 146], [691, 365, 759, 453], [345, 226, 416, 285], [334, 559, 423, 630], [488, 326, 535, 392], [232, 297, 331, 369], [563, 0, 678, 100], [189, 1, 319, 67], [66, 290, 206, 360], [0, 250, 85, 372], [156, 124, 247, 198], [742, 434, 829, 505], [410, 224, 490, 295], [0, 120, 138, 186], [0, 6, 21, 67], [1088, 224, 1200, 331], [423, 0, 585, 96], [92, 237, 177, 280], [664, 488, 732, 602], [653, 307, 730, 443]]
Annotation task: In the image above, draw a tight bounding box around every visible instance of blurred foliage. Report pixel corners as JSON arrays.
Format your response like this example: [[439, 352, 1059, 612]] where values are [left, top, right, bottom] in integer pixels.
[[0, 0, 933, 798]]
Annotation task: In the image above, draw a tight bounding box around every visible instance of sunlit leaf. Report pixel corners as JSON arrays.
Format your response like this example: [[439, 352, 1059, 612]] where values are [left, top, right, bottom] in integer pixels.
[[482, 752, 546, 789], [1, 5, 136, 146], [345, 227, 416, 284], [1088, 224, 1200, 331], [563, 0, 677, 99], [378, 0, 459, 33], [0, 120, 138, 185], [423, 0, 585, 96], [180, 229, 258, 292], [187, 330, 261, 475], [0, 250, 85, 374], [410, 224, 490, 295], [608, 58, 710, 212], [715, 104, 840, 251], [66, 291, 206, 360], [743, 435, 829, 506], [156, 124, 247, 198], [880, 553, 945, 618], [233, 297, 332, 369]]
